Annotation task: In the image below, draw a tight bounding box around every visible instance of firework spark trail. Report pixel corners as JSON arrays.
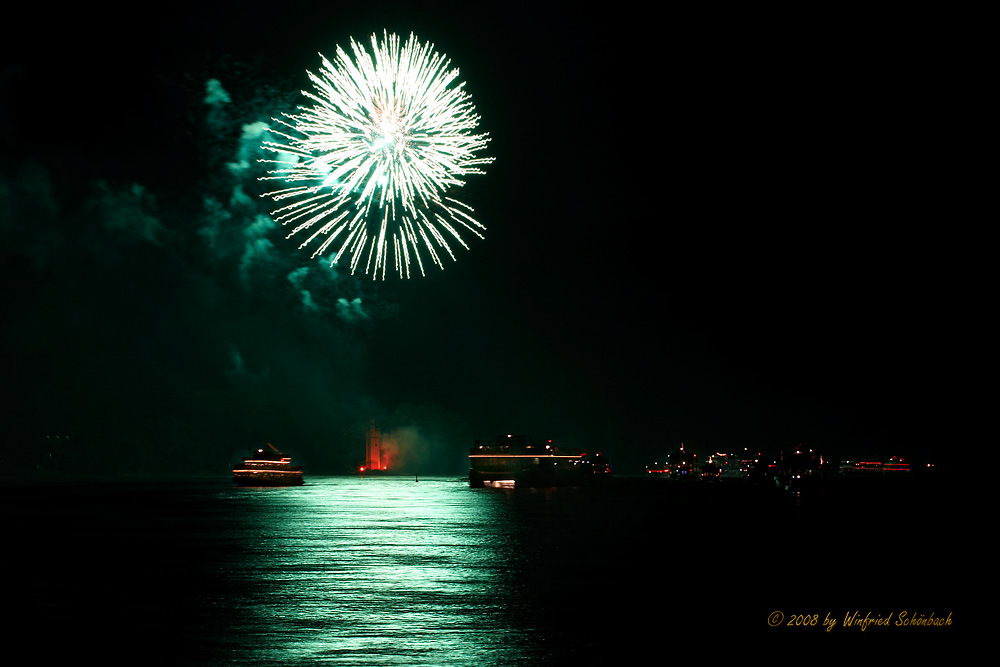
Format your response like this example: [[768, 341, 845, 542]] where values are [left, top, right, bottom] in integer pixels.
[[258, 31, 492, 279]]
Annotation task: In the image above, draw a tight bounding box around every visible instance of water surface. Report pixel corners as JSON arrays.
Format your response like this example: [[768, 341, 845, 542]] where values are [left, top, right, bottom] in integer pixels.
[[4, 475, 962, 663]]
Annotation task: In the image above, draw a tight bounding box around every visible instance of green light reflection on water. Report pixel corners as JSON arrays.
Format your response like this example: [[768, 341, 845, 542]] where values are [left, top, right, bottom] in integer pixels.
[[224, 476, 537, 666]]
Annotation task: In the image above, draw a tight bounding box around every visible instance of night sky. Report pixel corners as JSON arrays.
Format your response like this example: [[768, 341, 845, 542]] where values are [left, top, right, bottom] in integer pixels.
[[1, 3, 978, 477]]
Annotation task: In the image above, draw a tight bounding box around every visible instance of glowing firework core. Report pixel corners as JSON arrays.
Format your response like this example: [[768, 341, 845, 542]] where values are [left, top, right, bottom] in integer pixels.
[[259, 31, 492, 279], [371, 104, 408, 156]]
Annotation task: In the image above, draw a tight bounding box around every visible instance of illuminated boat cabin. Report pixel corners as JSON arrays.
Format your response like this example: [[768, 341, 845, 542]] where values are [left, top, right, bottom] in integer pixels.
[[233, 443, 304, 486], [838, 456, 911, 476]]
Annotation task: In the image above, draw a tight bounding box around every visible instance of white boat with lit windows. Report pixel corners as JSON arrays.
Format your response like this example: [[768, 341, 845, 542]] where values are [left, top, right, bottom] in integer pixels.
[[468, 434, 610, 488], [232, 443, 304, 486]]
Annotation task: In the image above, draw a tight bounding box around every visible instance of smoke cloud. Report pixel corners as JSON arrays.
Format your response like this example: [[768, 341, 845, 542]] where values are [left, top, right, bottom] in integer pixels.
[[203, 78, 231, 107], [336, 297, 369, 322], [91, 181, 163, 244]]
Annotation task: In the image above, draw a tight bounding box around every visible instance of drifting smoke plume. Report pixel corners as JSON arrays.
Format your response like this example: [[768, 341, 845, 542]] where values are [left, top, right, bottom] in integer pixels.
[[198, 78, 383, 325], [376, 427, 430, 473]]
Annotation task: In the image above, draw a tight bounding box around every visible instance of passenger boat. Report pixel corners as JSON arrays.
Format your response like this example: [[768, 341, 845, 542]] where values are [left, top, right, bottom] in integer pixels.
[[838, 456, 911, 476], [232, 443, 304, 486], [468, 434, 608, 488]]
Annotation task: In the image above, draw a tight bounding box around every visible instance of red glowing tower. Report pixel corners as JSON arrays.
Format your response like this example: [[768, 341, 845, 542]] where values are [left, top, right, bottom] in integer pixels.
[[364, 419, 382, 471]]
